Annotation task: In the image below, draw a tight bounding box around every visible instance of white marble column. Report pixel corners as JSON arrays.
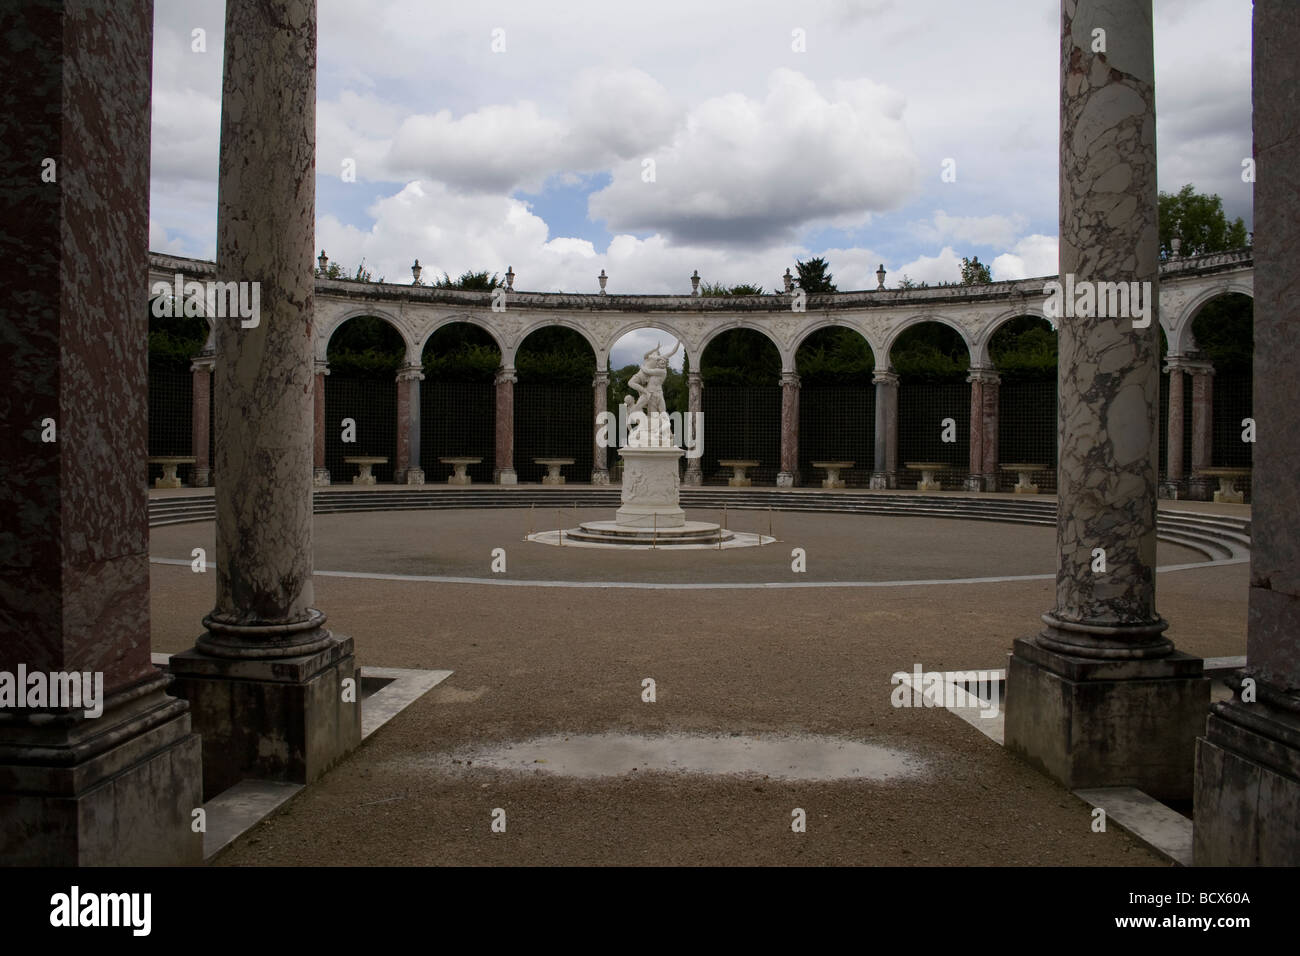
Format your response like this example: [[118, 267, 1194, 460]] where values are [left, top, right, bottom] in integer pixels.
[[1005, 0, 1206, 801], [683, 370, 703, 486], [1194, 0, 1300, 865], [870, 369, 899, 489], [169, 0, 360, 800], [592, 369, 610, 484], [777, 370, 800, 487]]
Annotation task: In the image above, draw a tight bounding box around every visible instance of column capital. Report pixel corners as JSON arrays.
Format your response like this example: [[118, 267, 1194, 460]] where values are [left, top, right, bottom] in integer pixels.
[[190, 352, 216, 373], [495, 366, 517, 385], [966, 366, 1000, 385], [780, 370, 800, 387], [314, 359, 330, 376], [396, 364, 425, 382], [872, 368, 900, 387], [593, 370, 610, 387], [687, 369, 702, 382], [1183, 360, 1216, 377]]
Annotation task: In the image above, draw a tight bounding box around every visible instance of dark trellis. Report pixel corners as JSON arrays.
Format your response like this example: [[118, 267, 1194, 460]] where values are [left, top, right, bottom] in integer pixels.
[[324, 374, 397, 483], [513, 383, 593, 483], [1213, 369, 1253, 471], [799, 385, 874, 486], [997, 379, 1058, 492], [897, 378, 969, 489], [701, 385, 782, 484], [147, 359, 193, 485], [422, 380, 496, 483]]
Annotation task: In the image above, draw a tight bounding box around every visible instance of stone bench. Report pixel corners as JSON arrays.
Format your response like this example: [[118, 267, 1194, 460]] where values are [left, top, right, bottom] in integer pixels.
[[440, 456, 482, 485], [718, 459, 759, 487], [904, 461, 947, 492], [1001, 462, 1047, 495], [535, 457, 575, 485], [811, 460, 854, 489], [1195, 467, 1251, 504], [344, 456, 387, 485], [148, 456, 196, 489]]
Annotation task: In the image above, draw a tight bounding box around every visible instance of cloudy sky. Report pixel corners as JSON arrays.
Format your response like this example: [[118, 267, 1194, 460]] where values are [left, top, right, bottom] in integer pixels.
[[150, 0, 1253, 339]]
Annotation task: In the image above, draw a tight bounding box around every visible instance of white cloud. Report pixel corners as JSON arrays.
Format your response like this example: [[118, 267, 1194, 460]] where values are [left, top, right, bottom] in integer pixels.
[[916, 210, 1030, 250], [991, 234, 1058, 281]]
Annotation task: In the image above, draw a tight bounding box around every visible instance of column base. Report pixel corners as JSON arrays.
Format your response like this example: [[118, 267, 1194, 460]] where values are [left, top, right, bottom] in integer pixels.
[[682, 466, 702, 487], [869, 471, 894, 490], [495, 469, 517, 486], [167, 632, 361, 800], [1185, 476, 1215, 501], [0, 673, 204, 866], [1158, 479, 1183, 499], [964, 474, 997, 492], [1194, 695, 1300, 865], [193, 466, 212, 488], [312, 466, 331, 487], [398, 468, 425, 485], [775, 471, 795, 488], [1005, 636, 1208, 800], [591, 469, 610, 486]]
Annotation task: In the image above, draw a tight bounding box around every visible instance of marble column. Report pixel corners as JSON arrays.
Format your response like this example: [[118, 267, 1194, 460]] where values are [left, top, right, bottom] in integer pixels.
[[312, 360, 330, 486], [1194, 0, 1300, 865], [777, 370, 800, 487], [395, 364, 425, 485], [870, 369, 899, 489], [168, 0, 360, 800], [191, 352, 215, 487], [494, 366, 517, 484], [1004, 0, 1206, 800], [1186, 361, 1215, 500], [1160, 357, 1186, 498], [592, 370, 610, 484], [683, 370, 703, 486], [965, 367, 999, 492], [0, 0, 202, 864]]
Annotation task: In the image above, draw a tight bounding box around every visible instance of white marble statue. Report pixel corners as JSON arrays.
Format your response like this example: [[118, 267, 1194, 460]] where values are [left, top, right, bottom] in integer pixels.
[[623, 340, 678, 446]]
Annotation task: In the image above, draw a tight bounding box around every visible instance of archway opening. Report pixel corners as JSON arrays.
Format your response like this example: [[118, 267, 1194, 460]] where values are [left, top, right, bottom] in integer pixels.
[[147, 298, 209, 486], [515, 326, 596, 483], [795, 326, 876, 487], [421, 323, 501, 484], [325, 315, 405, 483], [890, 321, 970, 489], [700, 329, 781, 485], [1191, 293, 1254, 476], [989, 315, 1058, 492]]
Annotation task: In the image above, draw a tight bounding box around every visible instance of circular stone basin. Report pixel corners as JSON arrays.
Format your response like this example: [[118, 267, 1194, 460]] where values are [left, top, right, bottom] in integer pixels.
[[529, 520, 774, 549], [430, 732, 924, 782]]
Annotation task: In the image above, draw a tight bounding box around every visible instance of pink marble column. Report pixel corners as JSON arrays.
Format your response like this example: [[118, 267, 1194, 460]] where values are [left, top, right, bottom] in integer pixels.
[[1161, 358, 1186, 497], [592, 370, 610, 484], [683, 369, 703, 486], [494, 366, 517, 484], [312, 361, 329, 486], [191, 354, 214, 486], [871, 369, 899, 488], [0, 0, 202, 864], [965, 368, 1000, 491], [1188, 362, 1215, 499], [777, 370, 800, 487], [395, 364, 425, 484]]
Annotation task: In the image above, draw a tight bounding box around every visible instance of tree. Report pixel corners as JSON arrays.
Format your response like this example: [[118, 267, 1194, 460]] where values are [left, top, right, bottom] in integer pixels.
[[897, 275, 928, 290], [315, 259, 381, 283], [794, 257, 836, 293], [435, 269, 501, 290], [1159, 184, 1249, 258], [699, 281, 765, 296], [960, 256, 992, 285]]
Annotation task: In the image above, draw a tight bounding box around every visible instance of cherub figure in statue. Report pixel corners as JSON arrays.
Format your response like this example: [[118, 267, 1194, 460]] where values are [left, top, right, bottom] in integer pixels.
[[623, 340, 679, 446]]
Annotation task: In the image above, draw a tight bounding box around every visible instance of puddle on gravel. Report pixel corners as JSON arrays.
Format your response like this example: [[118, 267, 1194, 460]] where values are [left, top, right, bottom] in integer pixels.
[[429, 732, 924, 782]]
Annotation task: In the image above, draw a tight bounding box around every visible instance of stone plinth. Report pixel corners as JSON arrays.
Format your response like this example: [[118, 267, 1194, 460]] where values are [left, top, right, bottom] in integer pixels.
[[812, 460, 853, 489], [719, 459, 758, 487], [1006, 636, 1208, 800], [441, 456, 481, 485], [616, 446, 685, 527]]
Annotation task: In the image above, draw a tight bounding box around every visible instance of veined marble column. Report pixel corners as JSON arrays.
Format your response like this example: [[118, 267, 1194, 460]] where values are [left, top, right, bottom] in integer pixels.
[[0, 0, 202, 864], [966, 367, 999, 492], [1187, 361, 1215, 500], [870, 369, 899, 489], [1195, 0, 1300, 865], [1160, 357, 1186, 498], [169, 0, 360, 800], [1005, 0, 1206, 800], [495, 366, 517, 484], [312, 360, 330, 486], [683, 370, 703, 486], [592, 370, 610, 484], [777, 370, 800, 487], [191, 352, 215, 487], [395, 363, 425, 485]]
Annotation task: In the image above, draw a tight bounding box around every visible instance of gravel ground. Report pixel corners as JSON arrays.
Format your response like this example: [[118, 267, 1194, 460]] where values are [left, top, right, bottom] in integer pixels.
[[149, 509, 1247, 866]]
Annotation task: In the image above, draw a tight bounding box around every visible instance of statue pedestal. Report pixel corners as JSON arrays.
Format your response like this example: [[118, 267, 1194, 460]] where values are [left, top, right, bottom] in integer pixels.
[[616, 446, 685, 528]]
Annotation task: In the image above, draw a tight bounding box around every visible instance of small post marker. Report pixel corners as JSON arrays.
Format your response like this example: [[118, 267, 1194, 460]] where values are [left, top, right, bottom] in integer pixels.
[[526, 502, 534, 540], [768, 505, 773, 543], [653, 511, 658, 550], [558, 509, 563, 546]]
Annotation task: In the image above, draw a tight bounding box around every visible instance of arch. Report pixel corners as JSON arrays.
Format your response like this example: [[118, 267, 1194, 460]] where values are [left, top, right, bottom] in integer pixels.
[[319, 307, 415, 364], [971, 307, 1054, 368], [415, 313, 506, 360], [512, 316, 602, 369], [606, 318, 691, 369], [790, 317, 877, 360], [697, 319, 783, 365], [882, 314, 975, 366], [1170, 282, 1255, 356]]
